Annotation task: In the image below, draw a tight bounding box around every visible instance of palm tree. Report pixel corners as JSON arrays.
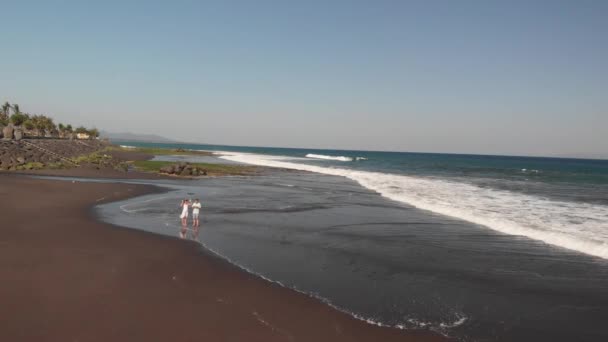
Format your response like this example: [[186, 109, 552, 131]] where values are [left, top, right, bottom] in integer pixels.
[[58, 123, 65, 138], [1, 102, 10, 121], [45, 117, 57, 137], [88, 128, 99, 139], [31, 115, 45, 137], [12, 104, 20, 115]]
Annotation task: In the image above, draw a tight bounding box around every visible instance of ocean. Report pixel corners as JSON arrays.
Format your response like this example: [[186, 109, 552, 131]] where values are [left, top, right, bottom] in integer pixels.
[[121, 141, 608, 260], [103, 141, 608, 341]]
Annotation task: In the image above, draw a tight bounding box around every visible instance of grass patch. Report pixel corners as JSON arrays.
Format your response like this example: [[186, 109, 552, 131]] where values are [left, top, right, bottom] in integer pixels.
[[115, 146, 213, 156], [16, 162, 45, 170], [74, 151, 113, 165], [132, 160, 256, 176]]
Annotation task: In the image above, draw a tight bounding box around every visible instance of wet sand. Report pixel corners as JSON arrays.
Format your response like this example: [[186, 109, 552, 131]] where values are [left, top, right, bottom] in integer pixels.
[[0, 174, 446, 341]]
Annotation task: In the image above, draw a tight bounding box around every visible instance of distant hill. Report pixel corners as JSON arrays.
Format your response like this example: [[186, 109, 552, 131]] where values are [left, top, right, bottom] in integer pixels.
[[100, 130, 179, 143]]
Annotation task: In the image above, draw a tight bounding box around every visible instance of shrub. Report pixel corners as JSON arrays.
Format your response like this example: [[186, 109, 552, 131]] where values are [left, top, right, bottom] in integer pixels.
[[24, 120, 35, 130], [10, 113, 28, 126]]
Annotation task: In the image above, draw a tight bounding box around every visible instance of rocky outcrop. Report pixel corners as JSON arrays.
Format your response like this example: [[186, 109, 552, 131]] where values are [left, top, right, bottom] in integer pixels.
[[159, 162, 207, 177], [0, 139, 108, 170]]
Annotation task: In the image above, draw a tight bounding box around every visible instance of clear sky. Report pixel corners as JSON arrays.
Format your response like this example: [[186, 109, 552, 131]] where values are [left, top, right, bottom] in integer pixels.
[[1, 0, 607, 157]]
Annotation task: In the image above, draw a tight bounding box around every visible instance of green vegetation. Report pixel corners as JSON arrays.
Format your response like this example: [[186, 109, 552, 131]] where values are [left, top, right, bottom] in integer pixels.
[[9, 113, 27, 126], [74, 151, 113, 165], [0, 100, 99, 139], [116, 146, 214, 156], [23, 119, 35, 130], [0, 102, 10, 125], [15, 162, 45, 170], [132, 160, 256, 176]]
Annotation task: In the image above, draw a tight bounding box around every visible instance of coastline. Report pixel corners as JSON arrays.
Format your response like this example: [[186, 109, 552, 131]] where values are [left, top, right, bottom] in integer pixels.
[[0, 173, 446, 341]]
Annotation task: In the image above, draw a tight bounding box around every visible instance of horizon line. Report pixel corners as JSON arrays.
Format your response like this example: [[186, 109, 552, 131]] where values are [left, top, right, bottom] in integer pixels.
[[109, 138, 608, 162]]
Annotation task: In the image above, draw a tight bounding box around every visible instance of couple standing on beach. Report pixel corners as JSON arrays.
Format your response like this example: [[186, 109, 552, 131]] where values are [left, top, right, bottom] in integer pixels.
[[179, 198, 201, 239]]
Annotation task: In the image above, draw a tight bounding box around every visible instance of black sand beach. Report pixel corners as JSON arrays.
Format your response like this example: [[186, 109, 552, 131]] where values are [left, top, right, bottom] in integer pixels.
[[97, 168, 608, 341], [0, 174, 445, 342]]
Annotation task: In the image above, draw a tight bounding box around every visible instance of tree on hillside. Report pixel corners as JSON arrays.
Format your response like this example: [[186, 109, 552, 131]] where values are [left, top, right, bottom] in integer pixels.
[[43, 116, 56, 137], [31, 115, 45, 136], [88, 128, 99, 139], [0, 102, 78, 139], [24, 119, 35, 131], [75, 126, 87, 134], [1, 102, 10, 122], [10, 113, 27, 126]]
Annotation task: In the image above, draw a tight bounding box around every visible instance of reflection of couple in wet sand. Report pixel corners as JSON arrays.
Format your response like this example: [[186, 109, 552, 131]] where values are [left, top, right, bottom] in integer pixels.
[[179, 198, 202, 239]]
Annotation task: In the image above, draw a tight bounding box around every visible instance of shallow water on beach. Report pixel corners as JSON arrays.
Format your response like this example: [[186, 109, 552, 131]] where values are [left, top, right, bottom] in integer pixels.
[[92, 169, 608, 342]]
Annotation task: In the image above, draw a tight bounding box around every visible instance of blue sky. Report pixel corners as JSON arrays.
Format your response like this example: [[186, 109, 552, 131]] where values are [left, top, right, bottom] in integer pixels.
[[1, 0, 607, 157]]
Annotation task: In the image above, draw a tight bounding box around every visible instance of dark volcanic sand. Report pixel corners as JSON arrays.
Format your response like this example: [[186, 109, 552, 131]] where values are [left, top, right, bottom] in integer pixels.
[[96, 170, 608, 341], [0, 175, 445, 342]]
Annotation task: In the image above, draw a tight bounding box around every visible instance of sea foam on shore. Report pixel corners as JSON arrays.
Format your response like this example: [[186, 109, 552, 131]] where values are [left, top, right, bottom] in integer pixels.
[[219, 151, 608, 260]]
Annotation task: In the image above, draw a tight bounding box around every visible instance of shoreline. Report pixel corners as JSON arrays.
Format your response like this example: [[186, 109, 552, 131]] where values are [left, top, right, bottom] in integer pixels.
[[0, 173, 446, 341]]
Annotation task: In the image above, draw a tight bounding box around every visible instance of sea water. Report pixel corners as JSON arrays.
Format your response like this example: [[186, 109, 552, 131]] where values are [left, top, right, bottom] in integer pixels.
[[121, 141, 608, 260], [106, 142, 608, 341]]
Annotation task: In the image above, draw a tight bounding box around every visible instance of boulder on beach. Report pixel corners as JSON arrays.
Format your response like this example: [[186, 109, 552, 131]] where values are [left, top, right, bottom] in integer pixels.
[[157, 162, 206, 177], [159, 165, 173, 174]]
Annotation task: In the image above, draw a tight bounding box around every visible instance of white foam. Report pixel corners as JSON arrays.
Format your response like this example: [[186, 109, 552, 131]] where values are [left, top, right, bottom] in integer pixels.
[[119, 145, 136, 149], [306, 153, 353, 162], [220, 152, 608, 260]]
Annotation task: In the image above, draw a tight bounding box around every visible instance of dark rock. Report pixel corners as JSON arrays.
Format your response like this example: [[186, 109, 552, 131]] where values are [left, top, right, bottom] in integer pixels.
[[159, 166, 173, 174]]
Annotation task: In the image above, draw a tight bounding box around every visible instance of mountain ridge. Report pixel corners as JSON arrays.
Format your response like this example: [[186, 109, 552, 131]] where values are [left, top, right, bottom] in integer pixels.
[[100, 130, 179, 143]]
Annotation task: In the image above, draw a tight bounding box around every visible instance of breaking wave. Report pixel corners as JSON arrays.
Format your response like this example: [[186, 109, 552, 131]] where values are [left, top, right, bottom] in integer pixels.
[[220, 152, 608, 260], [306, 153, 353, 162]]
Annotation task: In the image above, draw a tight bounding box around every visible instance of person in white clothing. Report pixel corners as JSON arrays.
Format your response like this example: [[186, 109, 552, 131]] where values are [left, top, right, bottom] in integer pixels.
[[179, 199, 190, 238], [191, 199, 202, 238]]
